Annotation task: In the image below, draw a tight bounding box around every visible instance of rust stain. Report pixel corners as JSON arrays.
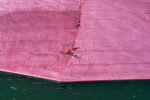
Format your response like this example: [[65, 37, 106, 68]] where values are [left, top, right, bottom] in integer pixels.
[[30, 52, 55, 57]]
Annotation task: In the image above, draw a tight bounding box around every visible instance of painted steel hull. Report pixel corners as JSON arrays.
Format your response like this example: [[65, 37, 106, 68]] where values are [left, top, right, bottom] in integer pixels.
[[0, 0, 150, 82]]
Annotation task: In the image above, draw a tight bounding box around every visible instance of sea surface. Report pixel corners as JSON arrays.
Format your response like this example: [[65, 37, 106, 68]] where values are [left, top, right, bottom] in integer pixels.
[[0, 72, 150, 100]]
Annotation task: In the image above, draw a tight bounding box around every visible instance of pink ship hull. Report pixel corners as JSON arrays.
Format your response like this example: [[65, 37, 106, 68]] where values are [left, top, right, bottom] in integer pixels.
[[0, 0, 150, 82]]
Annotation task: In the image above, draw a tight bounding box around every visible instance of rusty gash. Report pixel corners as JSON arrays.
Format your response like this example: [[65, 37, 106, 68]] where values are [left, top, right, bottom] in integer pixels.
[[60, 46, 80, 59]]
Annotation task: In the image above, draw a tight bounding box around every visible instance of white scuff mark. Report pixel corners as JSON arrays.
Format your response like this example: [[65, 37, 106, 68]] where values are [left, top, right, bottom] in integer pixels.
[[0, 0, 7, 3]]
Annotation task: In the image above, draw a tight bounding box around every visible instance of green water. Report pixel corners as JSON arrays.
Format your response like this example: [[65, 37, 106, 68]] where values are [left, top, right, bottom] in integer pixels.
[[0, 72, 150, 100]]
